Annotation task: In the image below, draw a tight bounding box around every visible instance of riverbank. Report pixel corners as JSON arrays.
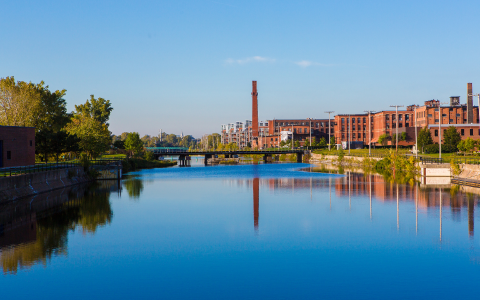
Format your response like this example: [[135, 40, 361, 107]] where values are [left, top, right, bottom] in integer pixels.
[[122, 158, 177, 173]]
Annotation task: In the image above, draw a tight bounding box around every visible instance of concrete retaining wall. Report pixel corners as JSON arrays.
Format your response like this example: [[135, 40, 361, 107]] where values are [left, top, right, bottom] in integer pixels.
[[0, 167, 91, 203]]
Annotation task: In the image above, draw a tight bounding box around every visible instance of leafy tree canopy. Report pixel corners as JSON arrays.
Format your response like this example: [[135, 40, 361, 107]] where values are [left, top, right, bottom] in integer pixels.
[[443, 126, 461, 148], [74, 95, 113, 126]]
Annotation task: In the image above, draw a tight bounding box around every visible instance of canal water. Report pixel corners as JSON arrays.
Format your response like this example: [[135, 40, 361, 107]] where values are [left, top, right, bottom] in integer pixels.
[[1, 162, 480, 299]]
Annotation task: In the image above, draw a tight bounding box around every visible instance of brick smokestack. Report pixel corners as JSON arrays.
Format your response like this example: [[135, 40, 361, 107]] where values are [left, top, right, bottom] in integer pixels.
[[467, 83, 473, 123], [252, 81, 258, 138]]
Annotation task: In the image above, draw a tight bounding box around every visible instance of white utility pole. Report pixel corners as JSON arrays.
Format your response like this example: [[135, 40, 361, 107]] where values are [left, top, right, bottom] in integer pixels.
[[325, 111, 334, 151], [291, 124, 294, 150], [309, 118, 312, 149], [414, 105, 418, 159], [364, 111, 375, 156], [437, 101, 448, 160], [390, 105, 404, 152], [348, 114, 351, 154]]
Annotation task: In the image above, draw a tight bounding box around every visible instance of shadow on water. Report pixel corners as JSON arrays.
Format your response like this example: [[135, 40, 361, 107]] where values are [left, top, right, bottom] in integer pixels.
[[0, 181, 118, 275]]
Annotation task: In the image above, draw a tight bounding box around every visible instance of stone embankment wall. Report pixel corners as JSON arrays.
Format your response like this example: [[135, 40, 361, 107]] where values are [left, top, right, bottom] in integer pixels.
[[458, 164, 480, 180], [0, 167, 91, 203]]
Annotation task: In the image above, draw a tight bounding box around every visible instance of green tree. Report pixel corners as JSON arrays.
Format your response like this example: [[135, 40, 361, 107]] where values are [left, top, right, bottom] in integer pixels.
[[124, 132, 144, 157], [319, 137, 327, 147], [304, 138, 310, 147], [330, 136, 336, 146], [443, 126, 461, 149], [417, 127, 433, 153], [458, 138, 476, 156], [74, 95, 113, 126], [294, 140, 300, 148], [65, 115, 111, 158], [400, 132, 407, 141], [378, 134, 389, 146]]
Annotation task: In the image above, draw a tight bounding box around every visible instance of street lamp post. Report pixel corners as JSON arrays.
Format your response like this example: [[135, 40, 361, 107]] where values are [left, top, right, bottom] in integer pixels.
[[437, 101, 448, 160], [364, 111, 375, 156], [390, 105, 404, 152], [325, 111, 334, 151], [414, 105, 418, 159], [309, 118, 312, 149]]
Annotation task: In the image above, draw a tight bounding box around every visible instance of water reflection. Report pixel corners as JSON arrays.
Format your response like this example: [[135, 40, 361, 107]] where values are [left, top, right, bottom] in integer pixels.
[[228, 172, 480, 238], [0, 181, 117, 274], [123, 177, 144, 200]]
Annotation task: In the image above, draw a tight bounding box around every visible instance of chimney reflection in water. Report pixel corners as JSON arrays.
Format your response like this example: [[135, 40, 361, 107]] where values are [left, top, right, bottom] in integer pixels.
[[253, 178, 259, 232]]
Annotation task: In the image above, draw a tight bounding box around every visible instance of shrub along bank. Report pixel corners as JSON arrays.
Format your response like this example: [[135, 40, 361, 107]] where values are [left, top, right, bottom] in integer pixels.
[[122, 158, 177, 173]]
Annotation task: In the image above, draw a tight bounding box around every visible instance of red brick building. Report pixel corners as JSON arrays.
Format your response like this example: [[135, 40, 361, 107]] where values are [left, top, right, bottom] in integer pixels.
[[429, 124, 480, 144], [0, 126, 35, 168]]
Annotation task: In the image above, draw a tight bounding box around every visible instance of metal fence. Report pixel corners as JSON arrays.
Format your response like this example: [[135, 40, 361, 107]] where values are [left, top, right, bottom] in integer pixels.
[[0, 159, 123, 177], [0, 162, 80, 177]]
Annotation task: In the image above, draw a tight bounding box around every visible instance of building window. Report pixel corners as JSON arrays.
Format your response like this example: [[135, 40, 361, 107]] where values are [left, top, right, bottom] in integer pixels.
[[399, 114, 403, 121], [357, 133, 361, 138], [449, 119, 453, 122], [399, 123, 403, 128], [470, 129, 474, 136], [30, 140, 32, 146], [342, 126, 345, 131], [357, 118, 361, 123], [405, 115, 410, 121], [456, 114, 461, 117], [435, 130, 438, 137], [442, 114, 447, 117], [461, 129, 464, 136], [342, 134, 345, 139], [435, 119, 439, 123], [464, 119, 467, 122], [405, 123, 409, 127], [386, 114, 389, 120], [352, 118, 355, 123], [353, 125, 356, 130], [7, 151, 11, 160], [342, 118, 345, 124]]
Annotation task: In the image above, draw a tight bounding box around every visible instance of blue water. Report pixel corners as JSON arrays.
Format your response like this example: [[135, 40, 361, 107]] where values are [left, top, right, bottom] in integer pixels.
[[1, 162, 480, 299]]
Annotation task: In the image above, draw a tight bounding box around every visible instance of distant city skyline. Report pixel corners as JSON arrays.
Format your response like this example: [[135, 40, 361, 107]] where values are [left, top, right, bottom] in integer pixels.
[[2, 0, 479, 138]]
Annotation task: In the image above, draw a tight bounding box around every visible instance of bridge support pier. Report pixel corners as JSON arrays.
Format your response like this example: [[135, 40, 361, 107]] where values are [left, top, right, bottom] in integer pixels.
[[178, 155, 191, 167], [296, 153, 303, 163], [204, 154, 212, 165], [263, 154, 273, 163]]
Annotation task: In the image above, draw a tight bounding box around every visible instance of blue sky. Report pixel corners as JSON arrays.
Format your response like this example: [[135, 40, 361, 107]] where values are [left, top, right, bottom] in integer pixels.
[[2, 0, 480, 137]]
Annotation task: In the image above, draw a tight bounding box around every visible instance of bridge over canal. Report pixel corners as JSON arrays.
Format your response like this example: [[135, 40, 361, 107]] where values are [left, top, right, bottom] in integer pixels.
[[146, 147, 307, 166]]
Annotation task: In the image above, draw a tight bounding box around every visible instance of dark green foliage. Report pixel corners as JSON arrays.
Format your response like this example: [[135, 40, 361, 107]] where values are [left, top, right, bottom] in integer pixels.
[[443, 126, 461, 149], [113, 140, 125, 149], [424, 144, 439, 154], [417, 127, 433, 152]]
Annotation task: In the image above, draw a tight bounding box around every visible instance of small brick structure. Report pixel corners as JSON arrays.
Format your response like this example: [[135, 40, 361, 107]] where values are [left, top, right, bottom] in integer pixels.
[[0, 126, 35, 168]]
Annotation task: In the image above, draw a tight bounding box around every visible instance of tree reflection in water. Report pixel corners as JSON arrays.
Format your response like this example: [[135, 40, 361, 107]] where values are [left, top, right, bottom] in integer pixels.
[[0, 182, 115, 274], [123, 177, 144, 200]]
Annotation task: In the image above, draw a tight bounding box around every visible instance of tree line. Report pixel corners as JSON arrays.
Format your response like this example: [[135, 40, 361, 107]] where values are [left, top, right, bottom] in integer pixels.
[[0, 76, 113, 162]]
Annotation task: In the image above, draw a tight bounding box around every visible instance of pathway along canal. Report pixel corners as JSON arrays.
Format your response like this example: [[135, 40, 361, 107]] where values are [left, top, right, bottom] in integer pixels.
[[1, 161, 480, 299]]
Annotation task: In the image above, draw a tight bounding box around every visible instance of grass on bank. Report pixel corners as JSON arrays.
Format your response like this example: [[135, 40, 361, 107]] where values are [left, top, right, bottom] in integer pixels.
[[312, 148, 480, 163]]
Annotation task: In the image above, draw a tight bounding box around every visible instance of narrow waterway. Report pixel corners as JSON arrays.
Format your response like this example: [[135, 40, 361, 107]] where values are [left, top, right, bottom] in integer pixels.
[[1, 162, 479, 299]]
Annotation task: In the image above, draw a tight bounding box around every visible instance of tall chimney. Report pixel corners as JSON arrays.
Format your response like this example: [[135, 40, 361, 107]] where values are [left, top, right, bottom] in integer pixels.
[[467, 83, 473, 123], [252, 81, 258, 138]]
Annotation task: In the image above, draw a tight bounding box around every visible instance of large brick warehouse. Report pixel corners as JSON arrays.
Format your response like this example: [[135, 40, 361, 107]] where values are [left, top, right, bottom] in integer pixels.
[[0, 126, 35, 168]]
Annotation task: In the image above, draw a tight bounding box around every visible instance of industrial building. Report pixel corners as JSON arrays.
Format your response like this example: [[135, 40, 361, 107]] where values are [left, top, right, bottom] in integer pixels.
[[0, 126, 35, 167], [221, 81, 480, 149]]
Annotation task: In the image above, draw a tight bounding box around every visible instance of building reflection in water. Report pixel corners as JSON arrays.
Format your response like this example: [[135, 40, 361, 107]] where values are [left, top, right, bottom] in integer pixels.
[[224, 172, 479, 238], [0, 181, 118, 275]]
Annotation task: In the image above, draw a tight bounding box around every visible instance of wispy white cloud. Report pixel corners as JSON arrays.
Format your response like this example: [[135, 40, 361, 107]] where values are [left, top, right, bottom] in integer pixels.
[[225, 56, 276, 64], [295, 60, 334, 68]]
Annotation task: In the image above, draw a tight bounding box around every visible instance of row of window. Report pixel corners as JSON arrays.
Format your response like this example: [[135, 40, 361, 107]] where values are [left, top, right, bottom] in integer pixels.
[[341, 117, 371, 124], [341, 133, 373, 139], [434, 128, 480, 137]]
